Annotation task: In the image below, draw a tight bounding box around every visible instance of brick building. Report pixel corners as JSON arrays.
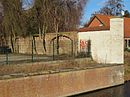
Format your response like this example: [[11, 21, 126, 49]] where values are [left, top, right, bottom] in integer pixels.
[[79, 14, 130, 50]]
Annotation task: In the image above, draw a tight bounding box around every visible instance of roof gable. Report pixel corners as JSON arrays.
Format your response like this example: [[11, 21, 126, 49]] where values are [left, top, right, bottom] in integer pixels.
[[86, 14, 112, 27], [87, 17, 104, 27]]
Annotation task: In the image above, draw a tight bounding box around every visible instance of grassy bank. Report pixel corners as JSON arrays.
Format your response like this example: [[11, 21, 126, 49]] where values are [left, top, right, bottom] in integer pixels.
[[0, 52, 129, 80], [124, 51, 130, 81]]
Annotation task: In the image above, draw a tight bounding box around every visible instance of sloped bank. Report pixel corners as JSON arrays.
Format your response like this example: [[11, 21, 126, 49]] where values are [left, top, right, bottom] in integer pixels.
[[0, 64, 124, 97], [124, 52, 130, 81]]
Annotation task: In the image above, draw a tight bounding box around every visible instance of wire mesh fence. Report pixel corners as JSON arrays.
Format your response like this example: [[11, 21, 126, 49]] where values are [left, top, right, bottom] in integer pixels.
[[0, 35, 95, 80], [0, 34, 92, 65]]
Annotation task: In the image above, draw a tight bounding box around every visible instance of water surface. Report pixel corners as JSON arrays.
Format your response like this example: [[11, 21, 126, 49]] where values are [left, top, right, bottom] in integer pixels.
[[71, 81, 130, 97]]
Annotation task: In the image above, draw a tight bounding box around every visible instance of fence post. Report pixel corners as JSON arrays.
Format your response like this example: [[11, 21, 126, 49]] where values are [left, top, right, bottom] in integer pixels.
[[53, 40, 55, 60], [71, 40, 74, 58], [32, 37, 34, 62], [6, 48, 9, 64], [87, 39, 92, 59]]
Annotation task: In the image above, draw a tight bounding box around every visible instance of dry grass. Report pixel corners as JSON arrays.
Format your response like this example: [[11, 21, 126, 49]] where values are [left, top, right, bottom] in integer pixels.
[[124, 51, 130, 81], [1, 52, 130, 80], [0, 58, 97, 78]]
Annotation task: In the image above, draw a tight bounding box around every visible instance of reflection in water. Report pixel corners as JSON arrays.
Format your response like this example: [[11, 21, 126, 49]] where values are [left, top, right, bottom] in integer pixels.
[[71, 81, 130, 97], [124, 81, 130, 97]]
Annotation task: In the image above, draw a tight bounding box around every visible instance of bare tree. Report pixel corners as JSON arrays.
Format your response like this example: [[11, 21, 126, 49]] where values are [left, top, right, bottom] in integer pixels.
[[94, 0, 124, 16], [2, 0, 24, 52], [32, 0, 88, 54], [50, 0, 88, 54], [1, 0, 88, 54], [123, 10, 130, 17]]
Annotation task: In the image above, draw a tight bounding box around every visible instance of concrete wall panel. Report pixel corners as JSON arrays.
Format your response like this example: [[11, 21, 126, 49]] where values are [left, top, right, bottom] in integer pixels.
[[0, 65, 124, 97]]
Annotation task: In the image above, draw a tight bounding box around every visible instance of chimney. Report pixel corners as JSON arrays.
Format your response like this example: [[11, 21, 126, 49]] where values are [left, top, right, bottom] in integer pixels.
[[109, 18, 124, 64]]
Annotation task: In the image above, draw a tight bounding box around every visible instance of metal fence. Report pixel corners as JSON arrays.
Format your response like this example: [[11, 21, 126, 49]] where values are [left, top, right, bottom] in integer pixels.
[[0, 38, 92, 65]]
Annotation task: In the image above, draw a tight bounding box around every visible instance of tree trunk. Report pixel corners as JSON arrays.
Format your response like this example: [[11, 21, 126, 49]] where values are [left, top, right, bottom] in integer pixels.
[[42, 26, 47, 52], [10, 34, 14, 53], [42, 32, 46, 52], [33, 36, 38, 54], [56, 23, 59, 55]]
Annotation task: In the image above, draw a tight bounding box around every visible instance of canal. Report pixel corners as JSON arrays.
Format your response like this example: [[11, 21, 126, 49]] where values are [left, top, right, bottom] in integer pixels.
[[71, 81, 130, 97]]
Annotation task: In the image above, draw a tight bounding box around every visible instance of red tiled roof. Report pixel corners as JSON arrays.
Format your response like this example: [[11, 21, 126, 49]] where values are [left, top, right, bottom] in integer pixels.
[[79, 14, 111, 32], [78, 26, 110, 32], [124, 18, 130, 38], [86, 14, 114, 27], [80, 14, 130, 38]]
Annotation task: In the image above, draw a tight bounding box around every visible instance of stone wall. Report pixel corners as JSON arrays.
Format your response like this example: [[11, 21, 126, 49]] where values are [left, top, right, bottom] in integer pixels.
[[11, 32, 78, 56]]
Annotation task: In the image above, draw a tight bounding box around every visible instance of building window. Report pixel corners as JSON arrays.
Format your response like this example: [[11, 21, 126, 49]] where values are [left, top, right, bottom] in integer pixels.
[[99, 23, 103, 26], [125, 40, 127, 48], [129, 40, 130, 47]]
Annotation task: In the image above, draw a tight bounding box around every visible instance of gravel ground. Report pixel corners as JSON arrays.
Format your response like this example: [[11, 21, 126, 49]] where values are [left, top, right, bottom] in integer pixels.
[[0, 53, 54, 64]]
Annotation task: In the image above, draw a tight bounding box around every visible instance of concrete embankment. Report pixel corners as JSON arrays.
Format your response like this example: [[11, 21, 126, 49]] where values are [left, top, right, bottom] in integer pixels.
[[0, 65, 124, 97]]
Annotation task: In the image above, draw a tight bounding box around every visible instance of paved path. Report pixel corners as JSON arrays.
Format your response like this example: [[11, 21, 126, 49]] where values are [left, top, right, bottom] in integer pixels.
[[0, 54, 52, 64]]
